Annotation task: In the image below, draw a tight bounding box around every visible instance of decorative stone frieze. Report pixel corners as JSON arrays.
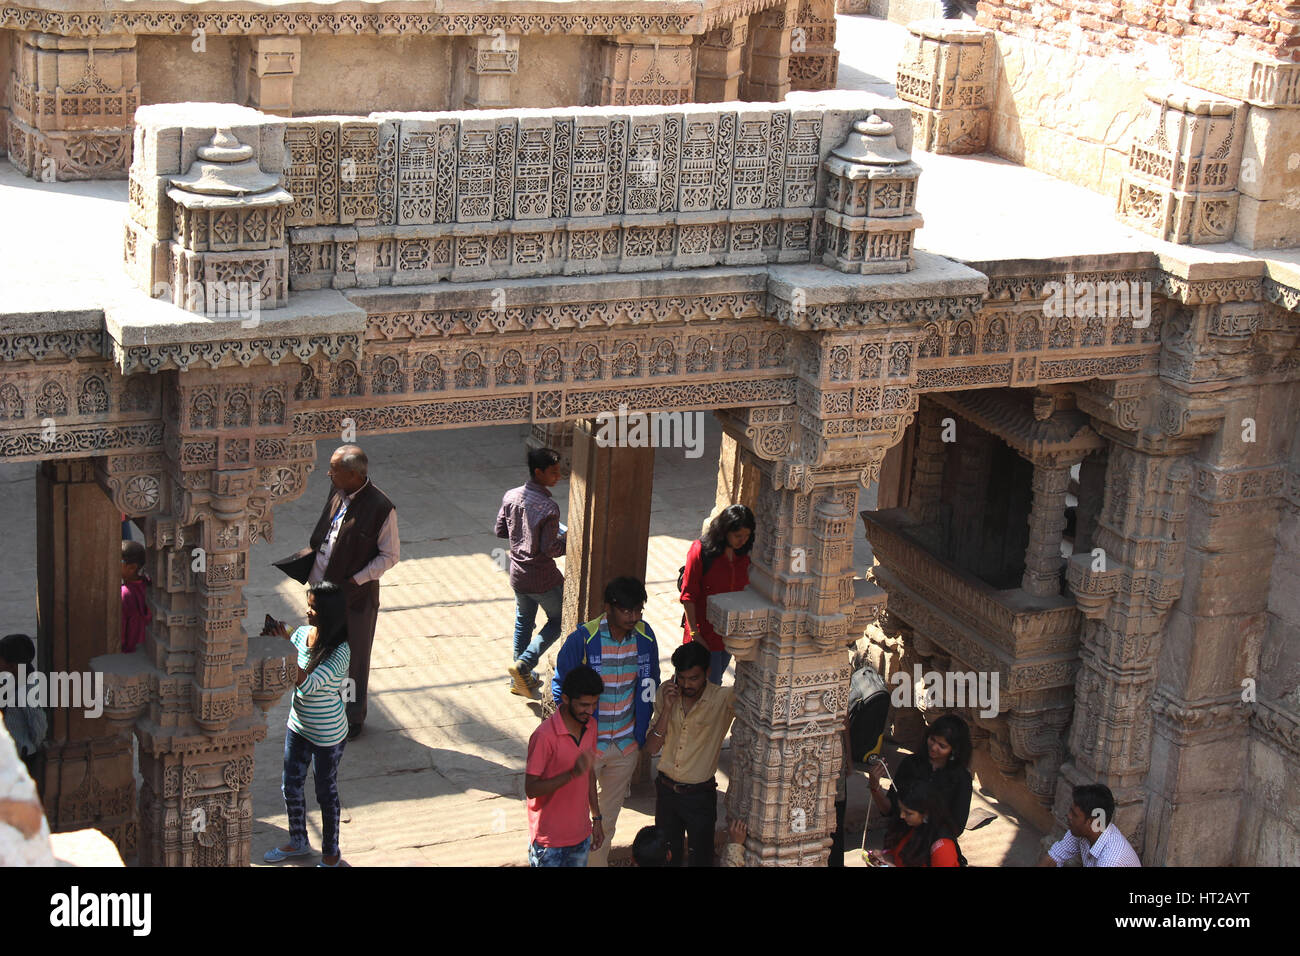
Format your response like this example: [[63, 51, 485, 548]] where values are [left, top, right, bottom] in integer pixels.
[[1116, 85, 1246, 245], [822, 115, 924, 274], [895, 19, 996, 155]]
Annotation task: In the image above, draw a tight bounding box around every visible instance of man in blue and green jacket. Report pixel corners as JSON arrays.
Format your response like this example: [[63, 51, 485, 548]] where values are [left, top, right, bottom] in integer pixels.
[[551, 576, 659, 866]]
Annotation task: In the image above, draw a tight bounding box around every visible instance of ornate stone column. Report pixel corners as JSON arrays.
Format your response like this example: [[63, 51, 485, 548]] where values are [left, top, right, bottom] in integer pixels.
[[95, 365, 313, 866], [694, 21, 748, 103], [1022, 459, 1072, 598], [1063, 427, 1201, 855], [599, 36, 695, 106], [7, 31, 138, 180], [894, 19, 996, 155], [906, 400, 945, 531]]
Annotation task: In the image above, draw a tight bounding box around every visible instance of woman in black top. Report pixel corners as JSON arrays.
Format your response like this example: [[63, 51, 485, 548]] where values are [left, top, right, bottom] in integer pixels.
[[869, 714, 973, 836]]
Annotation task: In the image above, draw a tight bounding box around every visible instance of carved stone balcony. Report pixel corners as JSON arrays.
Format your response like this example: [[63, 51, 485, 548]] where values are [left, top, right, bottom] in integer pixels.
[[863, 507, 1083, 807]]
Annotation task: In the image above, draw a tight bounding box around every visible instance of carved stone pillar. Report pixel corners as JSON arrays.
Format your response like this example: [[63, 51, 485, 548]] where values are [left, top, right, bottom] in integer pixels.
[[906, 400, 945, 530], [895, 19, 996, 155], [457, 35, 520, 110], [742, 0, 799, 102], [1022, 462, 1072, 598], [1072, 449, 1108, 556], [599, 36, 695, 106], [694, 21, 747, 103], [560, 418, 655, 634], [1063, 436, 1197, 856], [7, 31, 138, 180], [96, 366, 310, 866], [788, 0, 838, 93], [235, 37, 301, 117], [1116, 86, 1246, 245], [947, 428, 994, 570], [35, 460, 136, 857]]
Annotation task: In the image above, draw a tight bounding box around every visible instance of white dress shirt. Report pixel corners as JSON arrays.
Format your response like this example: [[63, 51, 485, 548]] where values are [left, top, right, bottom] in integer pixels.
[[308, 480, 400, 586], [1047, 822, 1142, 867]]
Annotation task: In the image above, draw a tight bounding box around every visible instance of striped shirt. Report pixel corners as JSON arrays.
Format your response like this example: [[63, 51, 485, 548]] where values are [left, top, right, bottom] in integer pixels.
[[596, 619, 639, 754], [288, 627, 351, 747]]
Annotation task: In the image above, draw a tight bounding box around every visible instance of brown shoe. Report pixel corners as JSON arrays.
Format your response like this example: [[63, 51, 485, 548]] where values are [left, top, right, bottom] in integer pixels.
[[508, 661, 540, 699]]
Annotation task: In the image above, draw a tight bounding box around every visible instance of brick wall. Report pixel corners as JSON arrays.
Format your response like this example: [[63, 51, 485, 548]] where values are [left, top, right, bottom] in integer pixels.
[[975, 0, 1300, 63]]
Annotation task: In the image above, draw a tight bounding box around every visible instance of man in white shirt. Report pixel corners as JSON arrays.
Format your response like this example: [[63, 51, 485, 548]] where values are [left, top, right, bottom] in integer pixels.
[[279, 445, 399, 740], [1038, 783, 1142, 867]]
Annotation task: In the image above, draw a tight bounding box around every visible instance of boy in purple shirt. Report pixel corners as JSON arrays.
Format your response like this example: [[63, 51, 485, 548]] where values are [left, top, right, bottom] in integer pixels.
[[495, 447, 567, 698], [120, 540, 151, 653]]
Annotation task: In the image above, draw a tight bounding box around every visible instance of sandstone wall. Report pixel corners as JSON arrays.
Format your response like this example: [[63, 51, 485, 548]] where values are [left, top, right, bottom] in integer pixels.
[[137, 35, 237, 106], [1238, 401, 1300, 865], [297, 36, 453, 115], [975, 2, 1300, 249]]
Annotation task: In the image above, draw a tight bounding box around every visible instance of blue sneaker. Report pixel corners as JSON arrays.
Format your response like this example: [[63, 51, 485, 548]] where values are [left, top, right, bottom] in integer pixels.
[[264, 844, 313, 863]]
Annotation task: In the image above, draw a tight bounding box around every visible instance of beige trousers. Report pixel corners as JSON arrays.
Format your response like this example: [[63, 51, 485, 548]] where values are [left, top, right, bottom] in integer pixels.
[[587, 743, 640, 867]]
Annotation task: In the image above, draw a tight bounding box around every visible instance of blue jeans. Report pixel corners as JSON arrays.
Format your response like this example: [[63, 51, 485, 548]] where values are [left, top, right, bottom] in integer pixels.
[[709, 650, 732, 686], [512, 584, 565, 671], [282, 727, 347, 857], [528, 835, 591, 867]]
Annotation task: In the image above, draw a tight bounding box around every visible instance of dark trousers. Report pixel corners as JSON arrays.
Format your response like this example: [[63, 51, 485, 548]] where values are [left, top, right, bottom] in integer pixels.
[[344, 597, 379, 728], [655, 775, 718, 867], [941, 0, 977, 17], [829, 797, 847, 867], [282, 727, 347, 857]]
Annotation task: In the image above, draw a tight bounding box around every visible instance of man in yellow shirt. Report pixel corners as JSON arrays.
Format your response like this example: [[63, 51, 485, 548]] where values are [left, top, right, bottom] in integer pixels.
[[645, 642, 735, 866]]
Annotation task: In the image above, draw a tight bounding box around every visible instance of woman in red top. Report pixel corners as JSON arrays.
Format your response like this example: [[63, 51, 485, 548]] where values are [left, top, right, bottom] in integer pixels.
[[882, 781, 961, 867], [680, 504, 756, 685]]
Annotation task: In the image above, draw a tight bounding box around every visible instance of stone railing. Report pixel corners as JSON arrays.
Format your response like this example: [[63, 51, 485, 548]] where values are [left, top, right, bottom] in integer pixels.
[[862, 509, 1081, 696], [124, 96, 925, 310]]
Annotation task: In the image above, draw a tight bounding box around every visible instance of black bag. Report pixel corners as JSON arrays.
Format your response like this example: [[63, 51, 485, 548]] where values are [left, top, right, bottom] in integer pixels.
[[847, 663, 890, 766]]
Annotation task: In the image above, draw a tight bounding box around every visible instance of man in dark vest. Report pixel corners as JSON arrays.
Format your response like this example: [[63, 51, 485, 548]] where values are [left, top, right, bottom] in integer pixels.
[[279, 444, 399, 740]]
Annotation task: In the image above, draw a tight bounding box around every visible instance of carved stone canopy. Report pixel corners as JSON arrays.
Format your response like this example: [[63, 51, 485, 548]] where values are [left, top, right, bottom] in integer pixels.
[[827, 114, 913, 172], [167, 129, 292, 209], [928, 389, 1106, 465]]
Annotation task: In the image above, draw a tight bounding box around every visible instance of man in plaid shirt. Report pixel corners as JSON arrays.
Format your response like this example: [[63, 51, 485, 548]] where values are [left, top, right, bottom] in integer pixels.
[[496, 447, 567, 699], [1038, 783, 1141, 867]]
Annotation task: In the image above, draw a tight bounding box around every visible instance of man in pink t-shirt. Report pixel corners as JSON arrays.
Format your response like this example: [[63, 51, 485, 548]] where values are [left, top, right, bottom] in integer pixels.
[[525, 665, 605, 866]]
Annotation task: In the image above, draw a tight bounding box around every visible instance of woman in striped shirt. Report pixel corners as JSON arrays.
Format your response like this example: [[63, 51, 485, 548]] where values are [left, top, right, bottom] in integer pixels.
[[262, 582, 352, 867]]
